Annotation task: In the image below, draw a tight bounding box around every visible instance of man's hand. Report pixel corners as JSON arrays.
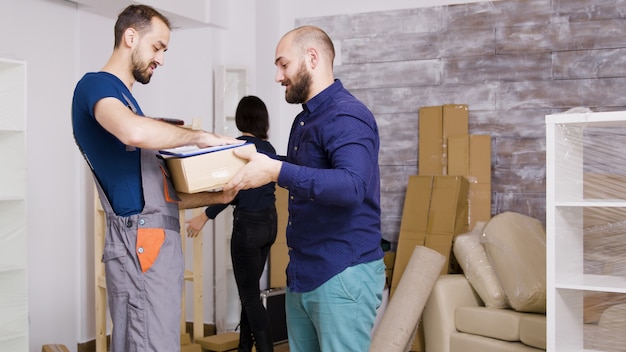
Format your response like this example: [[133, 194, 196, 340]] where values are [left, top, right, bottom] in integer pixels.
[[196, 131, 243, 149], [224, 148, 282, 192]]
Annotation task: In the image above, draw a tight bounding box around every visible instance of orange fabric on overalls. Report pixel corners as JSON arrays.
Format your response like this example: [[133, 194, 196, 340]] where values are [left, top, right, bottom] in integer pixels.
[[136, 228, 166, 273]]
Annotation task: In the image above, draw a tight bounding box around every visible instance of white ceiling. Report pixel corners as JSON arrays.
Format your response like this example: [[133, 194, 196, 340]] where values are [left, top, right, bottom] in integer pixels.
[[62, 0, 228, 29]]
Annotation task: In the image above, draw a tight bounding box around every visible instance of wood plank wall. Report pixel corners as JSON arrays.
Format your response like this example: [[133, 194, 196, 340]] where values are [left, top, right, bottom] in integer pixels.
[[296, 0, 626, 244]]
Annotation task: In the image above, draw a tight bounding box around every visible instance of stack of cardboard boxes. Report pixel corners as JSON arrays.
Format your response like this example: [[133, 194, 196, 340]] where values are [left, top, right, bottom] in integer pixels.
[[391, 104, 492, 351], [418, 104, 492, 232]]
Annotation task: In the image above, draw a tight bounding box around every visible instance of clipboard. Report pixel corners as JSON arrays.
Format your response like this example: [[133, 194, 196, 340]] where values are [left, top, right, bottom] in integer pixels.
[[159, 142, 248, 158]]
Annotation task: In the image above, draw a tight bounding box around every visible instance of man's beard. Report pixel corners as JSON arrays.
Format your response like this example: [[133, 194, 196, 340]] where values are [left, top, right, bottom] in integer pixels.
[[284, 61, 310, 104], [131, 49, 153, 85]]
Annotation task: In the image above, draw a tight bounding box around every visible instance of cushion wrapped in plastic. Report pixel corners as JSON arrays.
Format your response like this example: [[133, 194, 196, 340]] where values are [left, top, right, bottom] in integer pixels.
[[482, 212, 546, 313], [453, 222, 508, 309]]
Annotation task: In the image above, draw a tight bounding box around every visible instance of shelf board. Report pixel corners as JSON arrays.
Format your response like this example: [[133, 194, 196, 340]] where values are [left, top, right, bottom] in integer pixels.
[[0, 196, 25, 202], [555, 274, 626, 293], [547, 110, 626, 126], [555, 200, 626, 207], [0, 332, 27, 343], [0, 265, 25, 274]]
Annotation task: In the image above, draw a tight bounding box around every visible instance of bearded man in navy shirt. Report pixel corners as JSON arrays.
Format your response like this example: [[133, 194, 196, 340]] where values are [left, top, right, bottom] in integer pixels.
[[225, 25, 385, 352]]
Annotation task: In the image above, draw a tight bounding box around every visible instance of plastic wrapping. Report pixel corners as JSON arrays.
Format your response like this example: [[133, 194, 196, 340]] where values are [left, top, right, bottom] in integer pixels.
[[580, 214, 626, 351], [453, 221, 508, 308], [481, 211, 546, 314], [548, 110, 626, 351], [585, 302, 626, 351]]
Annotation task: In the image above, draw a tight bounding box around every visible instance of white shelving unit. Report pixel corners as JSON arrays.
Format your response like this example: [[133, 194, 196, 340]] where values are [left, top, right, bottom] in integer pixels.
[[214, 66, 247, 139], [0, 58, 28, 351], [546, 110, 626, 352], [213, 66, 248, 332]]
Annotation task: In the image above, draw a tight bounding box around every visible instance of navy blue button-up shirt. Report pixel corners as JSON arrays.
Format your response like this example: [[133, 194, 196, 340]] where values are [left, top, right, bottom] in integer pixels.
[[277, 79, 384, 292]]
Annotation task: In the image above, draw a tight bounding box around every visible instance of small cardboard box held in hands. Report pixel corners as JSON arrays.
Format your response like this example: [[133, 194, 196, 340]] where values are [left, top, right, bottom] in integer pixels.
[[160, 142, 256, 193]]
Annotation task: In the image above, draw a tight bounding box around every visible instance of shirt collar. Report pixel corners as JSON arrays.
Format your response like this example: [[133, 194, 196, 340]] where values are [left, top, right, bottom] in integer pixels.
[[302, 79, 343, 114]]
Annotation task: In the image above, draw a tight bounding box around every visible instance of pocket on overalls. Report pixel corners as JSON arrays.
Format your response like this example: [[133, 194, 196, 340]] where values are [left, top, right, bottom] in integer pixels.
[[136, 228, 166, 273], [157, 157, 182, 203], [102, 241, 128, 294]]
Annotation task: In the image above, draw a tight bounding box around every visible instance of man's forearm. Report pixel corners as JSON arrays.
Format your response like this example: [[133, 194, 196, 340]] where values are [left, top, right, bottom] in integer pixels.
[[177, 190, 236, 209]]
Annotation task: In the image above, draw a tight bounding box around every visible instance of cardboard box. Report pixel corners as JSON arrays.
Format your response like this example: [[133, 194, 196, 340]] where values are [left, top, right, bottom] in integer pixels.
[[410, 324, 425, 352], [180, 344, 201, 352], [419, 104, 469, 176], [393, 175, 469, 290], [469, 135, 492, 184], [418, 106, 444, 175], [468, 182, 492, 229], [270, 186, 289, 288], [269, 242, 289, 289], [389, 234, 426, 297], [425, 234, 455, 275], [164, 143, 256, 193], [195, 332, 239, 351], [383, 251, 396, 288], [442, 104, 469, 175], [400, 176, 434, 233], [447, 135, 469, 176], [42, 345, 70, 352], [427, 176, 469, 235], [442, 104, 469, 139]]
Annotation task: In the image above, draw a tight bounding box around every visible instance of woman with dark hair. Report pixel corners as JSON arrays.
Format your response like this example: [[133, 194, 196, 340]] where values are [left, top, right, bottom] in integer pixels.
[[186, 96, 278, 352]]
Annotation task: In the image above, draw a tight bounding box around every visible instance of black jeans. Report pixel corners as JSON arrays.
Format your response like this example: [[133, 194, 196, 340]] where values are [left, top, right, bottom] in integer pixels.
[[231, 206, 278, 351]]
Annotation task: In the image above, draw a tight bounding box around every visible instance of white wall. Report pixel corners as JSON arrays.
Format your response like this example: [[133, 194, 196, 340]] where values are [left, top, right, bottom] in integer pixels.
[[0, 0, 488, 351], [0, 0, 81, 350]]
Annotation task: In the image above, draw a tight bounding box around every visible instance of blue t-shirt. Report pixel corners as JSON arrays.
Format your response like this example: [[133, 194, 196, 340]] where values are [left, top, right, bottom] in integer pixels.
[[277, 79, 384, 292], [72, 72, 145, 216]]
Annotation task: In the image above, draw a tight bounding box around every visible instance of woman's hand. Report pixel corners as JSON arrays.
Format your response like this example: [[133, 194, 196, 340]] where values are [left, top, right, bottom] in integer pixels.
[[186, 212, 209, 238]]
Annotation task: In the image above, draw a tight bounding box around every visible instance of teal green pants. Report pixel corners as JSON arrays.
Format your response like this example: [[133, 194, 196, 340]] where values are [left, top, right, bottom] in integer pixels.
[[285, 259, 386, 352]]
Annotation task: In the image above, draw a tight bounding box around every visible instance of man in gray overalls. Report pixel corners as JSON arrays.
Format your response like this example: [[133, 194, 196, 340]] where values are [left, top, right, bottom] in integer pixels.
[[71, 4, 239, 351]]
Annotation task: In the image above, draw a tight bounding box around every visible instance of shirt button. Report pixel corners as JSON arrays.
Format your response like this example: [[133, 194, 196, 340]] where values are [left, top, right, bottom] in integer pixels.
[[139, 218, 145, 226], [300, 121, 304, 126], [294, 146, 298, 151], [126, 219, 133, 228], [290, 196, 294, 200], [137, 247, 144, 254]]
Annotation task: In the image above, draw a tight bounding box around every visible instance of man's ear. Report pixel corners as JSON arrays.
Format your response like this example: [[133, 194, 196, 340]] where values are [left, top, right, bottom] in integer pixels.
[[306, 48, 319, 68], [123, 27, 137, 48]]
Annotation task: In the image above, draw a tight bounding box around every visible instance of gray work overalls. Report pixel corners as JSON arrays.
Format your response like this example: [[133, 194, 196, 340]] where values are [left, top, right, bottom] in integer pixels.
[[95, 147, 183, 352]]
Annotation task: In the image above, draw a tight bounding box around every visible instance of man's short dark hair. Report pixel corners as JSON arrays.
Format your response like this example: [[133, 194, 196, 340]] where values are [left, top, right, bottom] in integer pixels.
[[113, 4, 171, 48]]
